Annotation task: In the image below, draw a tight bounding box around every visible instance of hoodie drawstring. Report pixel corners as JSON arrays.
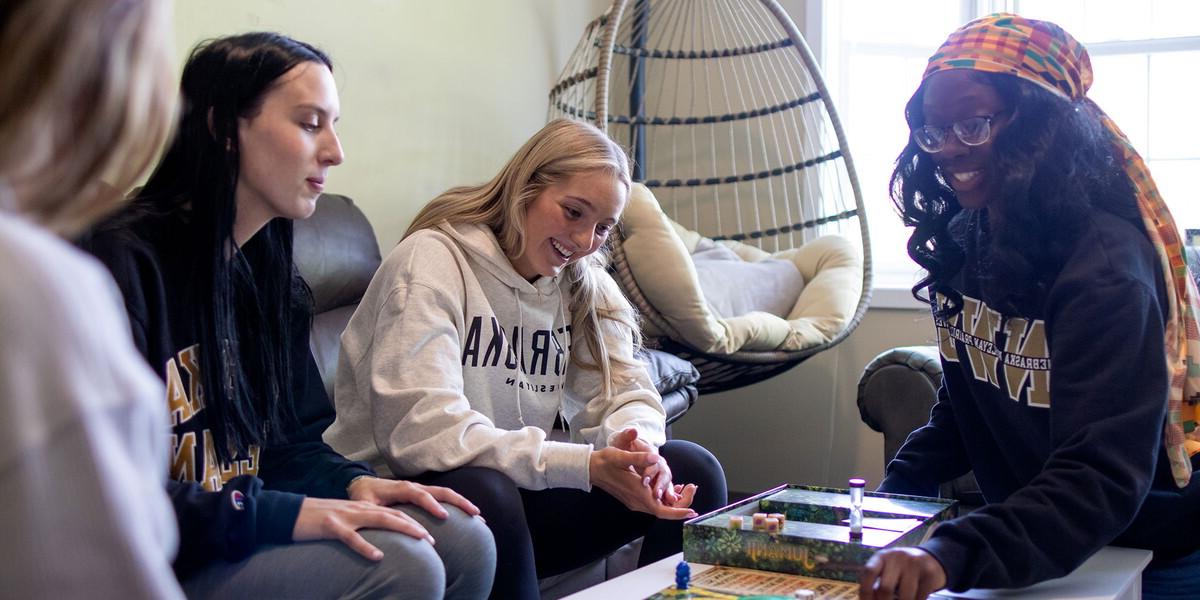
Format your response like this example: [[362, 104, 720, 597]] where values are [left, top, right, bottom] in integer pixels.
[[514, 287, 526, 428]]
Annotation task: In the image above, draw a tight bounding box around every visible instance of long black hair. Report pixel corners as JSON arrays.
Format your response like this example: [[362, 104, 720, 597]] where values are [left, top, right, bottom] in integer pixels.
[[891, 70, 1140, 317], [132, 32, 332, 463]]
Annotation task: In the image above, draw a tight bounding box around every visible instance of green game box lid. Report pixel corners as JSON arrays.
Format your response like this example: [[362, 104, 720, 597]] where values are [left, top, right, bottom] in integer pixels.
[[683, 484, 956, 582]]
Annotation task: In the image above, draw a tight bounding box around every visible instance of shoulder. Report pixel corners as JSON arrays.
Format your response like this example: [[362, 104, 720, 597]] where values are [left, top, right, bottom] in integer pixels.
[[81, 211, 169, 290], [382, 228, 470, 285], [1061, 212, 1160, 290], [1047, 211, 1167, 316], [0, 214, 135, 371], [0, 214, 121, 317]]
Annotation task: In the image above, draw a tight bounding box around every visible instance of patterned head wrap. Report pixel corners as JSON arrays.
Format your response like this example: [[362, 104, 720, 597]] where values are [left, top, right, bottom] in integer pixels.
[[921, 13, 1200, 487]]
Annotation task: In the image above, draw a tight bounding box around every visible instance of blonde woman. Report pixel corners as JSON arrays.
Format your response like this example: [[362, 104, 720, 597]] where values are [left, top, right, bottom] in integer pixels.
[[326, 118, 727, 599], [0, 0, 180, 597]]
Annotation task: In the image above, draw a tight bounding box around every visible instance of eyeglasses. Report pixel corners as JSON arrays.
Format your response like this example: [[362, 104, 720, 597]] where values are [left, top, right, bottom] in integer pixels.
[[912, 115, 999, 154]]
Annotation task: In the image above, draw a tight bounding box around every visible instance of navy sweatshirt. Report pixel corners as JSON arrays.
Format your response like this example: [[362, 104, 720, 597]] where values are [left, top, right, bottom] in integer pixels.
[[881, 209, 1200, 591], [84, 211, 373, 578]]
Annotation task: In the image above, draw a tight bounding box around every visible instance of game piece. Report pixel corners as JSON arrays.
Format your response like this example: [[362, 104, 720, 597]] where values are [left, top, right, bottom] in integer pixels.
[[848, 477, 866, 541], [752, 512, 767, 530], [728, 515, 744, 529], [793, 589, 816, 599], [765, 517, 780, 534], [675, 560, 690, 590], [770, 512, 787, 525]]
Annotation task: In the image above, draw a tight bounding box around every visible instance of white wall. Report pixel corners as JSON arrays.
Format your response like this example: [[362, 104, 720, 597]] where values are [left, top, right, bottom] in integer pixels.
[[173, 0, 609, 250]]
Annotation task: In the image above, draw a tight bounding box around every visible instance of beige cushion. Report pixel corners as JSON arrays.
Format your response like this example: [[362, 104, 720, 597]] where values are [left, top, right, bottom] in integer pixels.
[[620, 184, 862, 354]]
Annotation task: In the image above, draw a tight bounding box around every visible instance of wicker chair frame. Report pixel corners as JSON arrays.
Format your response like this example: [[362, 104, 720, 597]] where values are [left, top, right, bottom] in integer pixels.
[[549, 0, 872, 394]]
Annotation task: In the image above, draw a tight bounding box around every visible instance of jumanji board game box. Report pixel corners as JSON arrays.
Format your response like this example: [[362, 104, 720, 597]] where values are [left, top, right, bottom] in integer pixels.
[[682, 484, 957, 582]]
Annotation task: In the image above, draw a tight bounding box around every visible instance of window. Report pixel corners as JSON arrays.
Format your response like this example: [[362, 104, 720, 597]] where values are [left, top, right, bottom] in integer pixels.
[[808, 0, 1200, 307]]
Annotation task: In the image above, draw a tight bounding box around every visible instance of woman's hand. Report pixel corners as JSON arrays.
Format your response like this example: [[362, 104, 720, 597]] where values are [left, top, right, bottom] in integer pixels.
[[347, 476, 482, 520], [291, 497, 434, 561], [858, 547, 947, 600], [589, 438, 698, 520], [609, 428, 695, 507]]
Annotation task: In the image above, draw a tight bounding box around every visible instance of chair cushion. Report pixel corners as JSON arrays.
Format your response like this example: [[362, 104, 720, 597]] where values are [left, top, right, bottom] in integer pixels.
[[619, 184, 862, 354], [640, 349, 699, 425]]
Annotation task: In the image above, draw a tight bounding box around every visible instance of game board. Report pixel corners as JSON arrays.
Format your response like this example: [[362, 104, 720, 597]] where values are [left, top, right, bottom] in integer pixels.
[[646, 564, 858, 599], [682, 484, 956, 582]]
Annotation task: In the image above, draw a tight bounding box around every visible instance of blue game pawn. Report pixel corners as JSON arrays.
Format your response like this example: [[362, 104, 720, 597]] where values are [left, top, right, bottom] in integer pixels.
[[675, 560, 690, 590]]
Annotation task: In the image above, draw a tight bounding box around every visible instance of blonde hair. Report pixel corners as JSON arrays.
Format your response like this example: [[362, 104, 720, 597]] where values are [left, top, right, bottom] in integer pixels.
[[406, 119, 641, 396], [0, 0, 176, 236]]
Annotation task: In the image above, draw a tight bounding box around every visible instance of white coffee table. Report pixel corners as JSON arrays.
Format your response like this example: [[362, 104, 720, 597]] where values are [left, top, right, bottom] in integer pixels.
[[566, 546, 1152, 600]]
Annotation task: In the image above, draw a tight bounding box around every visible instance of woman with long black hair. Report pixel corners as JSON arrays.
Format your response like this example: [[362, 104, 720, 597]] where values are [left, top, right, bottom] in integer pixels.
[[859, 14, 1200, 600], [85, 32, 494, 599]]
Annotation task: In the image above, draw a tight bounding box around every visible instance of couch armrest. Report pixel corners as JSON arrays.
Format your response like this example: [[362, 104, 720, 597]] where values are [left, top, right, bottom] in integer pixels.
[[857, 346, 942, 463]]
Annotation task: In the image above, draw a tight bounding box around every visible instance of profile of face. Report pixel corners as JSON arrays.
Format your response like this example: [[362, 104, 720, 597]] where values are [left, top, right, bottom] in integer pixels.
[[511, 169, 627, 281], [234, 61, 343, 242], [920, 70, 1010, 210]]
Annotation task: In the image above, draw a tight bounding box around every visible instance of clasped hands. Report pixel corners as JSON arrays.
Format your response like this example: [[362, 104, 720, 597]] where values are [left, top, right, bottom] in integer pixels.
[[589, 427, 698, 519], [292, 476, 481, 561]]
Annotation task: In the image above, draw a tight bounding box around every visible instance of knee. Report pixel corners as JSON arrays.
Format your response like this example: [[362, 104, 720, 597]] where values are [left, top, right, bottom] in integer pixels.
[[363, 531, 446, 599], [662, 440, 727, 510], [437, 507, 496, 599]]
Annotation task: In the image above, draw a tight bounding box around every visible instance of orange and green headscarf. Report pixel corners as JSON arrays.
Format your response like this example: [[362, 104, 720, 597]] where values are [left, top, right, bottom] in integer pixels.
[[922, 13, 1200, 488]]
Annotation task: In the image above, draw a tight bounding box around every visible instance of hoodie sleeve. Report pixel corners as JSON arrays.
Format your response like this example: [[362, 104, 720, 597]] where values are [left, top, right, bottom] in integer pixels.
[[351, 263, 594, 491], [168, 477, 303, 578], [565, 272, 667, 450], [878, 380, 972, 497]]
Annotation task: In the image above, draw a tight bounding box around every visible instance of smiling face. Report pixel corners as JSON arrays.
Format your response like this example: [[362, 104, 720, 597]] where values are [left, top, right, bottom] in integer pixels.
[[921, 69, 1009, 210], [233, 61, 343, 245], [511, 169, 627, 281]]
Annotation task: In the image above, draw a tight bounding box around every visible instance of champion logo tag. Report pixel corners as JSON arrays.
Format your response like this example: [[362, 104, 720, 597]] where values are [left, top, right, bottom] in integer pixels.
[[230, 490, 246, 511]]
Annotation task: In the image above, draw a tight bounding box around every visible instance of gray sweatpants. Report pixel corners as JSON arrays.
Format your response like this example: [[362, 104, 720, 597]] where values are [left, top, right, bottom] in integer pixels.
[[181, 504, 495, 599]]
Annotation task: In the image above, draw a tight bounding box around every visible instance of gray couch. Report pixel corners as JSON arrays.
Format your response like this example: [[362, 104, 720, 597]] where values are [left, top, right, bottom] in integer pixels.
[[856, 345, 983, 506], [293, 193, 701, 597]]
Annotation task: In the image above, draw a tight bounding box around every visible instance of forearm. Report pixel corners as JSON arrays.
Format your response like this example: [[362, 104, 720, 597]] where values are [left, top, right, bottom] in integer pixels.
[[259, 441, 374, 499], [879, 381, 971, 496]]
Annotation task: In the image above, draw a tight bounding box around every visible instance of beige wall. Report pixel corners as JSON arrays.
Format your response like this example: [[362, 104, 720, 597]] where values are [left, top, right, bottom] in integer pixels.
[[174, 1, 930, 498], [174, 0, 609, 250]]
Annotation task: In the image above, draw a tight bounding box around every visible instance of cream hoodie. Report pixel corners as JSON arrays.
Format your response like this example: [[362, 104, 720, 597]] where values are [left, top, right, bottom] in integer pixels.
[[324, 222, 666, 490]]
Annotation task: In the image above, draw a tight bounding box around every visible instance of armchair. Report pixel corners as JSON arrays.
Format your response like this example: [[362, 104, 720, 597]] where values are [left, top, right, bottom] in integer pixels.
[[856, 345, 983, 506]]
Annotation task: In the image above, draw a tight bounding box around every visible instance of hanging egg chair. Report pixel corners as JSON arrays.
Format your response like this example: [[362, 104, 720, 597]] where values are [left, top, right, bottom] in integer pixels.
[[549, 0, 872, 394]]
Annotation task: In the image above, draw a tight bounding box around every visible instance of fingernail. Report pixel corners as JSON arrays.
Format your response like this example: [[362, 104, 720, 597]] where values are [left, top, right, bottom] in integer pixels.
[[477, 515, 487, 524], [427, 535, 437, 545], [372, 550, 384, 560]]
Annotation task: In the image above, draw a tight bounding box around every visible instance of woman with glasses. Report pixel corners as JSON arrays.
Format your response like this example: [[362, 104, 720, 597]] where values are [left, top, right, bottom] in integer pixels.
[[859, 14, 1200, 600]]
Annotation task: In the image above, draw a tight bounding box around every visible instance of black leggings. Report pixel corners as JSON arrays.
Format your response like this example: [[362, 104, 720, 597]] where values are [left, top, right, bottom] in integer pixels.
[[416, 439, 727, 600]]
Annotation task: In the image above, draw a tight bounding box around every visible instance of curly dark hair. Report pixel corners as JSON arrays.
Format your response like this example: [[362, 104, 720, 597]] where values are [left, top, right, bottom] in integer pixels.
[[891, 70, 1141, 317]]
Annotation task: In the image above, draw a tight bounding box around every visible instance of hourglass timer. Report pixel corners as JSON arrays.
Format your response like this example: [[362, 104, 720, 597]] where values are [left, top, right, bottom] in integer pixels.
[[848, 477, 866, 541]]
